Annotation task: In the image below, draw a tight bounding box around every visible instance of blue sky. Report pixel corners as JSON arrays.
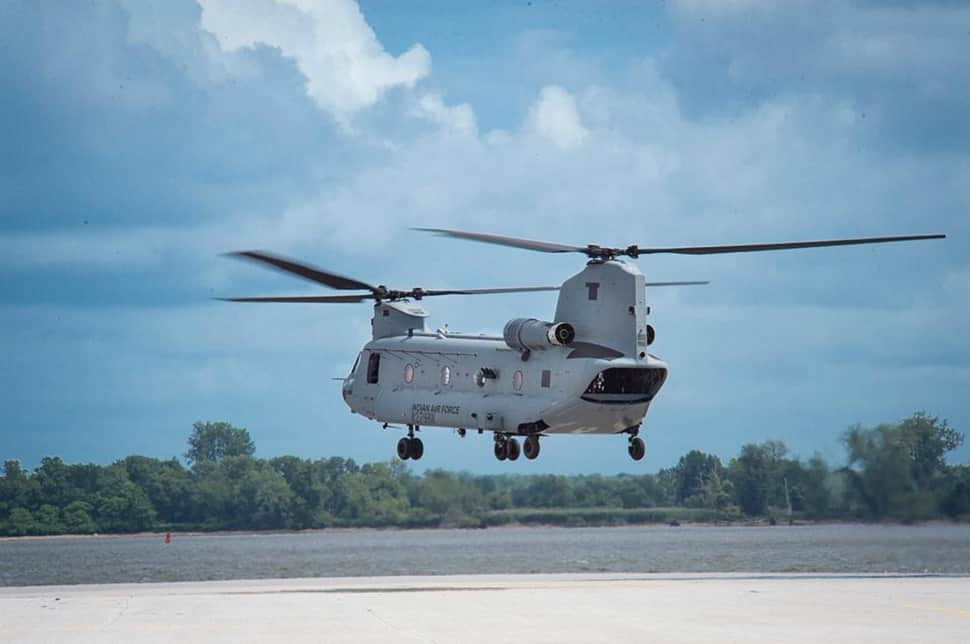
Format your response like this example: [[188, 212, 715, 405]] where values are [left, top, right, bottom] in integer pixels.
[[1, 0, 967, 473]]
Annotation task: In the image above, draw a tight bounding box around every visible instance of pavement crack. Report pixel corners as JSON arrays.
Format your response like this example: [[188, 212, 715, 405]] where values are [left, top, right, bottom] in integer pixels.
[[100, 596, 131, 632]]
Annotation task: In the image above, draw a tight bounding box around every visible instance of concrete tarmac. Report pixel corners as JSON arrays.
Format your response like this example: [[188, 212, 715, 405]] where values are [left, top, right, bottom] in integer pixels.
[[2, 573, 968, 643]]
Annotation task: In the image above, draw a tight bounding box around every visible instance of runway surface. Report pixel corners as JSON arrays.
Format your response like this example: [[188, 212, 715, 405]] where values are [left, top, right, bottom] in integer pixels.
[[2, 573, 968, 643]]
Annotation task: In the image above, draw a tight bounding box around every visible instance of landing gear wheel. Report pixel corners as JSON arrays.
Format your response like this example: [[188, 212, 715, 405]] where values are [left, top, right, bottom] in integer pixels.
[[523, 435, 541, 460], [494, 440, 508, 461], [397, 437, 411, 460], [628, 436, 646, 461], [506, 438, 520, 461], [408, 437, 424, 460]]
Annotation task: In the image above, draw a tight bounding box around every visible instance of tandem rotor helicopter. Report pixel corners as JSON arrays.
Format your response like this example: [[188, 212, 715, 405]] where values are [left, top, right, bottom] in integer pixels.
[[221, 228, 945, 463]]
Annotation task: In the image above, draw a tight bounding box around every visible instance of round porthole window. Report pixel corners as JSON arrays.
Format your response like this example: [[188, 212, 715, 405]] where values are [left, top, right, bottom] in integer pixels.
[[404, 363, 414, 384], [474, 369, 487, 387], [513, 370, 524, 391], [440, 365, 451, 386]]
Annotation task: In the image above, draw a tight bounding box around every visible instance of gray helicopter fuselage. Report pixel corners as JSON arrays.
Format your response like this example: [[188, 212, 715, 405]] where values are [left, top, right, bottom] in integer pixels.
[[341, 259, 668, 436]]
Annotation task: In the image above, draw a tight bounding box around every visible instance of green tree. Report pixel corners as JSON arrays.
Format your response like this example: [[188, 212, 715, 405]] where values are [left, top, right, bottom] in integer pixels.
[[521, 475, 573, 507], [730, 445, 770, 515], [227, 457, 293, 529], [661, 450, 724, 505], [800, 454, 833, 517], [63, 500, 97, 534], [412, 470, 484, 524], [940, 465, 970, 518], [33, 504, 64, 534], [32, 457, 73, 507], [7, 507, 36, 536], [94, 464, 157, 532], [122, 456, 195, 524], [1, 460, 34, 518], [185, 421, 255, 466], [898, 412, 964, 493], [337, 462, 410, 525], [839, 412, 963, 520]]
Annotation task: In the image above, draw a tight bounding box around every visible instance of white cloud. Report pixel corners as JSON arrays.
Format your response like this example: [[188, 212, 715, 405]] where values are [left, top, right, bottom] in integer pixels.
[[668, 0, 970, 105], [199, 0, 431, 120], [5, 0, 967, 469], [414, 93, 477, 136], [528, 85, 589, 149]]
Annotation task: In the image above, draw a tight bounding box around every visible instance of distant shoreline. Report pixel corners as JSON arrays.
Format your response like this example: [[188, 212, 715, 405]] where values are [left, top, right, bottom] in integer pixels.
[[3, 519, 964, 543]]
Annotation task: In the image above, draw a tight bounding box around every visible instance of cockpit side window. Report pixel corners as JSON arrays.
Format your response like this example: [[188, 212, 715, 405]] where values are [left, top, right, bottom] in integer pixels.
[[366, 352, 381, 384]]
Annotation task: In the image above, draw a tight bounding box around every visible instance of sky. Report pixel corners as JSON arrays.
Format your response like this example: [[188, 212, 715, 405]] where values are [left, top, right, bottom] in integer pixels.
[[1, 0, 968, 474]]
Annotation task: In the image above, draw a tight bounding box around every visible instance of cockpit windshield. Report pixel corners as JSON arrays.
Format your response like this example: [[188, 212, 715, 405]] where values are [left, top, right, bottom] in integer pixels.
[[582, 368, 667, 404]]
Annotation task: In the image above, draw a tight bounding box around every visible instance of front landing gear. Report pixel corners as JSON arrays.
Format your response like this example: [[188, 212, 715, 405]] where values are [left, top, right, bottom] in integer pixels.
[[396, 425, 424, 461]]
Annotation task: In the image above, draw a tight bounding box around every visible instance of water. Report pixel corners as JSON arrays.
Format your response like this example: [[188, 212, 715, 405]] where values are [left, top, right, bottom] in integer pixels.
[[2, 524, 969, 587]]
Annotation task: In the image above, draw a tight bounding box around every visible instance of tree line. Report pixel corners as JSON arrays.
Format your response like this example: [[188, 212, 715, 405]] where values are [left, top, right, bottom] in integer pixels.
[[1, 413, 968, 536]]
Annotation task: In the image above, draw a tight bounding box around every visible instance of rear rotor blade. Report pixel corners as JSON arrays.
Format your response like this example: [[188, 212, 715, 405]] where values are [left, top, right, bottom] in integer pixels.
[[421, 286, 561, 296], [636, 234, 945, 255], [413, 228, 582, 253], [216, 294, 373, 303], [227, 251, 378, 292], [644, 281, 710, 287], [416, 227, 945, 259]]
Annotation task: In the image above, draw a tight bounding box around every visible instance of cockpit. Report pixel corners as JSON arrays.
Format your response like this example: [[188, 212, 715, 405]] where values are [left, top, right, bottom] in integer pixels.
[[581, 367, 667, 405]]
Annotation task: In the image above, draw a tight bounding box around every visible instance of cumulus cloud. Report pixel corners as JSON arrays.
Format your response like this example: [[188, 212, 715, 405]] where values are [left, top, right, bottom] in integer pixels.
[[528, 85, 589, 149], [414, 93, 477, 136], [199, 0, 431, 120], [665, 0, 970, 151], [1, 0, 967, 471]]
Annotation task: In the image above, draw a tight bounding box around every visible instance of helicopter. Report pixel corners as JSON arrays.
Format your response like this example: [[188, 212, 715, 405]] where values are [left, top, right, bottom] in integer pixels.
[[221, 228, 945, 463]]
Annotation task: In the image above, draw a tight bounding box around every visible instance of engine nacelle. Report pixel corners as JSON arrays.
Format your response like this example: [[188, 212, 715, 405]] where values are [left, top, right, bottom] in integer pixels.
[[503, 318, 575, 352]]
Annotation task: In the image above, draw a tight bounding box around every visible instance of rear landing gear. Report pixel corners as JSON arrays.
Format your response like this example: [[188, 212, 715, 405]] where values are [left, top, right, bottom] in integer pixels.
[[523, 435, 540, 460], [507, 437, 520, 461], [493, 435, 521, 461], [628, 436, 646, 461], [397, 426, 424, 461]]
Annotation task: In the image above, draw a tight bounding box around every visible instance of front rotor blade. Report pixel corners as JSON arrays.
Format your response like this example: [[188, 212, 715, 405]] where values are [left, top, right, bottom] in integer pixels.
[[637, 234, 945, 255], [227, 251, 378, 291], [644, 281, 710, 286], [421, 286, 561, 296], [216, 294, 373, 303], [413, 228, 582, 253]]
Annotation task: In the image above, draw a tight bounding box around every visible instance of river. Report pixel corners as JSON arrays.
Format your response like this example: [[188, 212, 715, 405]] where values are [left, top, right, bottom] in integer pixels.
[[2, 524, 969, 586]]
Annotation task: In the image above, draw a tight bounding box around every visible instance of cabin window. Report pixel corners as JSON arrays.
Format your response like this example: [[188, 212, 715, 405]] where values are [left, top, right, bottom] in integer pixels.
[[513, 370, 524, 391], [541, 370, 551, 388], [366, 352, 381, 384], [441, 365, 451, 386], [404, 363, 414, 384]]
